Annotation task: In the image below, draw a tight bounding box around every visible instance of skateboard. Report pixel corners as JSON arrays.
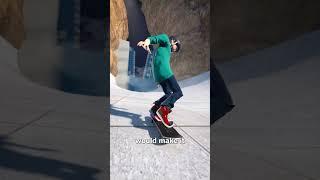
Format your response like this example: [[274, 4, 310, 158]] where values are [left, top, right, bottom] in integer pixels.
[[150, 113, 182, 139]]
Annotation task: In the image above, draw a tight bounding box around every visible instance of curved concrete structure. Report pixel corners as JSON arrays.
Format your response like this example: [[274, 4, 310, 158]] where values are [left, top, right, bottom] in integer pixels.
[[0, 34, 107, 179], [213, 30, 320, 180]]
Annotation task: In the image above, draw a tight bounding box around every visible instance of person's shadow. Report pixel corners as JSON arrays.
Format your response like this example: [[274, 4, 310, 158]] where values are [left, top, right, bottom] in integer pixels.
[[110, 105, 166, 145], [0, 136, 101, 180]]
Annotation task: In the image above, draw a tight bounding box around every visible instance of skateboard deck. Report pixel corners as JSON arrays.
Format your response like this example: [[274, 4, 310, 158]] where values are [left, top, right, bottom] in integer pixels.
[[150, 113, 182, 139]]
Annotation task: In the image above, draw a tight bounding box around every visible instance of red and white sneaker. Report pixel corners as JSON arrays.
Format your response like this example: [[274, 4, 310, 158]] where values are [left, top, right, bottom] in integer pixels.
[[156, 106, 174, 128]]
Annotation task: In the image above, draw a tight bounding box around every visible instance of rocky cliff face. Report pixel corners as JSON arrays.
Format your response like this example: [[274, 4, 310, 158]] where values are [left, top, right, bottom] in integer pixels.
[[0, 0, 25, 49], [214, 0, 320, 62], [140, 0, 210, 80], [110, 0, 129, 76]]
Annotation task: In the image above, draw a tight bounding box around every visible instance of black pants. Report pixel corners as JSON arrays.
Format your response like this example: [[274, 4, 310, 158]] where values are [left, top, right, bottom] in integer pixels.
[[155, 75, 183, 109]]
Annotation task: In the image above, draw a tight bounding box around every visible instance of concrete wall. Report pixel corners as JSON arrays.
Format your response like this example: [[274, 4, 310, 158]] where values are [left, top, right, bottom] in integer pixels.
[[0, 36, 18, 71], [115, 40, 130, 89]]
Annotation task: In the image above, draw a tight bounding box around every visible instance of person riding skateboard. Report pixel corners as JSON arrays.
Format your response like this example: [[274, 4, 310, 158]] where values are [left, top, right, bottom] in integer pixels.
[[137, 34, 182, 128]]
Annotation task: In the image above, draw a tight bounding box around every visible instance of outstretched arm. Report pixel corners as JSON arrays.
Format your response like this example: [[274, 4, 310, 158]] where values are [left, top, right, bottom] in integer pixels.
[[137, 34, 170, 53], [137, 39, 151, 54]]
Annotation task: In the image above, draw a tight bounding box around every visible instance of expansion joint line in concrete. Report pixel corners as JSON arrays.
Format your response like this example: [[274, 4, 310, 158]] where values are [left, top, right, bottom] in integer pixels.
[[110, 95, 131, 105], [176, 125, 210, 154], [6, 109, 55, 136]]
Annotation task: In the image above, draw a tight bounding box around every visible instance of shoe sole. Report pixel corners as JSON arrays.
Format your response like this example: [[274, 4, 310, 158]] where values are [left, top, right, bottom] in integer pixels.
[[149, 110, 162, 122], [156, 110, 174, 128]]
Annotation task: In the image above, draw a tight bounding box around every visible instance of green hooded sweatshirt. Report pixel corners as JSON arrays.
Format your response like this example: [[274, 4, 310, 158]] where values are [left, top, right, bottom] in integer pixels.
[[147, 34, 173, 83]]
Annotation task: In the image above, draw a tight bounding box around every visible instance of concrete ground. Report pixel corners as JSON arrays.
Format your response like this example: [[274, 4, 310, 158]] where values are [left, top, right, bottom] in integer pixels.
[[0, 37, 107, 179], [110, 72, 210, 179], [213, 30, 320, 180]]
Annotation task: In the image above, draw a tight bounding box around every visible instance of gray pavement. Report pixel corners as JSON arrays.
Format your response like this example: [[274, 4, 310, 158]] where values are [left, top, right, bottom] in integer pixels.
[[0, 36, 107, 179], [213, 30, 320, 180], [110, 73, 210, 179]]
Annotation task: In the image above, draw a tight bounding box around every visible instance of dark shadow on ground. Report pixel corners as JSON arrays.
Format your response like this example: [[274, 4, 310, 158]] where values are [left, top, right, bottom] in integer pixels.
[[0, 136, 100, 180], [110, 105, 166, 145]]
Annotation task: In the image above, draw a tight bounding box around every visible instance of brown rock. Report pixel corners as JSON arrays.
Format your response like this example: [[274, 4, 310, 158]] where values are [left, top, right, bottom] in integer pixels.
[[110, 0, 129, 76], [140, 0, 210, 80], [0, 0, 25, 49], [214, 0, 320, 62]]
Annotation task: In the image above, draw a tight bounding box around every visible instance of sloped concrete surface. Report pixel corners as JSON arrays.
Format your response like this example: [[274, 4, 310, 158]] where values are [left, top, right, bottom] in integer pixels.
[[0, 37, 107, 180], [110, 72, 210, 179], [213, 30, 320, 180]]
